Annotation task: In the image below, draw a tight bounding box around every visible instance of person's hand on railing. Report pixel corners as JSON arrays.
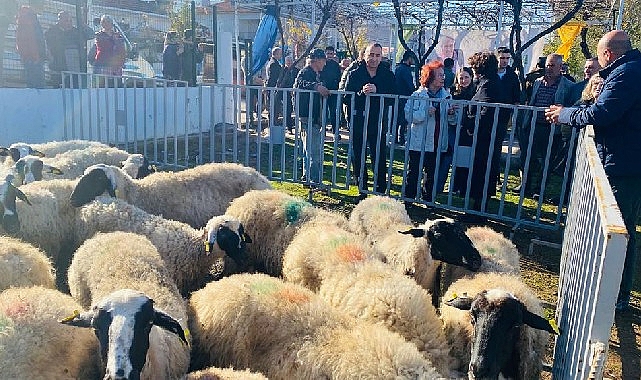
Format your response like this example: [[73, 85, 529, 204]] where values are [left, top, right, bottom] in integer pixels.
[[545, 104, 563, 124]]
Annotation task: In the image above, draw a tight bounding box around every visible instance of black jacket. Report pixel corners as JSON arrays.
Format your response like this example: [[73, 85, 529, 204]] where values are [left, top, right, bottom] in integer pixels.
[[293, 65, 324, 122], [265, 58, 282, 88], [321, 59, 341, 90], [343, 61, 397, 120]]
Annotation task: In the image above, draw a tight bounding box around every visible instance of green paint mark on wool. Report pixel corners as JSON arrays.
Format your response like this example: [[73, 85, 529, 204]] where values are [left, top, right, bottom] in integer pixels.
[[486, 247, 497, 255], [250, 280, 279, 296], [0, 315, 14, 336], [327, 236, 350, 249], [284, 200, 309, 224], [377, 202, 394, 211]]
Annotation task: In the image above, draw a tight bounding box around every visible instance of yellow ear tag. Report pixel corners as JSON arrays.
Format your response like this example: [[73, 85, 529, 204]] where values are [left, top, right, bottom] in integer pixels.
[[115, 189, 120, 198], [184, 328, 191, 347], [548, 318, 560, 335], [60, 309, 80, 323], [204, 241, 210, 252]]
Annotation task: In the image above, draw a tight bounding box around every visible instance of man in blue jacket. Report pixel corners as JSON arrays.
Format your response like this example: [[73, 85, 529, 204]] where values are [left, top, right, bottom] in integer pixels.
[[546, 30, 641, 312]]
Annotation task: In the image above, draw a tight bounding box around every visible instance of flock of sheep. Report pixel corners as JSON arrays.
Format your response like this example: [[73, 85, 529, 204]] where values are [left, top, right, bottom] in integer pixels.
[[0, 140, 558, 380]]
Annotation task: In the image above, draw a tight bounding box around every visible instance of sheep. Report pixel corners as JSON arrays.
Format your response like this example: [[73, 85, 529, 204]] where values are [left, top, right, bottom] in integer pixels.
[[188, 273, 444, 379], [64, 231, 190, 380], [0, 143, 45, 166], [182, 367, 268, 380], [440, 272, 558, 379], [0, 235, 56, 291], [224, 189, 349, 276], [75, 196, 251, 294], [348, 195, 482, 292], [70, 162, 272, 228], [22, 139, 111, 157], [0, 286, 103, 379], [439, 226, 521, 295], [282, 224, 454, 375], [13, 148, 154, 185]]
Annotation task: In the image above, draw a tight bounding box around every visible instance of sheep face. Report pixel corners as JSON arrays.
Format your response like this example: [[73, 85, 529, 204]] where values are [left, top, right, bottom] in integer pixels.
[[8, 143, 45, 162], [446, 289, 556, 379], [70, 165, 117, 207], [120, 154, 155, 179], [205, 218, 252, 269], [0, 174, 30, 234], [13, 155, 63, 185], [400, 219, 482, 271], [61, 289, 187, 380]]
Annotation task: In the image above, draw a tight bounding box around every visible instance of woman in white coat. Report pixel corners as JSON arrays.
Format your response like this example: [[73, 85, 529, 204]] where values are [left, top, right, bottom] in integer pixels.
[[403, 61, 456, 204]]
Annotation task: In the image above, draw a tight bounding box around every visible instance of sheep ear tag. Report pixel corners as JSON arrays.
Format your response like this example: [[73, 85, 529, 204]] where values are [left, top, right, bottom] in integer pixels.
[[445, 292, 473, 310], [60, 309, 80, 323], [548, 318, 560, 335]]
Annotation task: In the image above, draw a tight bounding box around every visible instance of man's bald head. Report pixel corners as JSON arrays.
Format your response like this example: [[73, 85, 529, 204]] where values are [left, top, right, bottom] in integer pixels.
[[597, 30, 632, 67]]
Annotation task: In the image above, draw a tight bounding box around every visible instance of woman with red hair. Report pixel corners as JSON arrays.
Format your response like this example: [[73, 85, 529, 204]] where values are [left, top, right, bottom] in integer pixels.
[[403, 60, 456, 207]]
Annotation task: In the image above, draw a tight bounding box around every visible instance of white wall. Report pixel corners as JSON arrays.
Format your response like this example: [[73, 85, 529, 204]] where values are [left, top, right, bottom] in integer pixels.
[[0, 89, 66, 146]]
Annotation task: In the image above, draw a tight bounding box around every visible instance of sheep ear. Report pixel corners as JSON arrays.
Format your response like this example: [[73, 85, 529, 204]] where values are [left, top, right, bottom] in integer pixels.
[[243, 231, 252, 243], [445, 293, 474, 310], [12, 184, 31, 206], [59, 309, 93, 328], [153, 310, 188, 345], [0, 147, 9, 156], [46, 165, 64, 175], [523, 308, 560, 335], [398, 228, 425, 238]]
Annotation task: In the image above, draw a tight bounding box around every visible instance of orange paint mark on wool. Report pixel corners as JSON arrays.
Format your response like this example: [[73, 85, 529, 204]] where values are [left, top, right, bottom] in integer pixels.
[[2, 300, 32, 319], [336, 244, 366, 262], [276, 288, 311, 304]]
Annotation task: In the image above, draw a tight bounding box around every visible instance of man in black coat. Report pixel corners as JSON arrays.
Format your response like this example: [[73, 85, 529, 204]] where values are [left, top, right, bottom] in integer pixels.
[[343, 43, 396, 197], [45, 10, 94, 87], [394, 50, 416, 144], [264, 47, 283, 124], [321, 46, 342, 130]]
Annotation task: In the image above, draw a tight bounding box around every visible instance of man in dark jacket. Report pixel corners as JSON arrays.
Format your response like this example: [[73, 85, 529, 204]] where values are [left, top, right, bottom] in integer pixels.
[[494, 47, 521, 186], [264, 47, 283, 124], [343, 43, 396, 197], [394, 50, 415, 144], [546, 30, 641, 312], [276, 55, 299, 132], [294, 49, 329, 185], [45, 11, 94, 87], [321, 46, 342, 130]]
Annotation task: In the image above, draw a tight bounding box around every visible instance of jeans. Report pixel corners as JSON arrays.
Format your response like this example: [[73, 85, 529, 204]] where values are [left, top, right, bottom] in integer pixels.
[[609, 176, 641, 305], [300, 118, 324, 183]]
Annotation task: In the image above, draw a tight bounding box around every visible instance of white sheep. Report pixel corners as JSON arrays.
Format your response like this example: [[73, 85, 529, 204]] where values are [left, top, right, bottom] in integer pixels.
[[0, 235, 56, 291], [0, 178, 78, 282], [0, 286, 103, 379], [0, 142, 45, 166], [440, 226, 521, 295], [188, 273, 445, 379], [440, 272, 558, 378], [65, 231, 190, 380], [70, 162, 272, 228], [26, 139, 111, 157], [224, 189, 349, 276], [75, 196, 251, 294], [181, 367, 268, 380], [282, 224, 454, 375], [13, 148, 154, 185], [348, 195, 482, 291]]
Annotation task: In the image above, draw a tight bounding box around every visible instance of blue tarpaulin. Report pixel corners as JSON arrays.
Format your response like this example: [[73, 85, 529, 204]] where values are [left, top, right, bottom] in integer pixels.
[[250, 5, 279, 78]]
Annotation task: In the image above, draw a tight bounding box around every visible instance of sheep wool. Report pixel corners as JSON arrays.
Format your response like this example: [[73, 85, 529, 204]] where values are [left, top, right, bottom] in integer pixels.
[[225, 189, 349, 275], [30, 139, 111, 157], [0, 235, 55, 291], [188, 273, 444, 380], [440, 226, 521, 295], [75, 197, 245, 294], [440, 272, 550, 378], [71, 162, 271, 228], [67, 231, 190, 380], [181, 367, 268, 380], [0, 286, 103, 379]]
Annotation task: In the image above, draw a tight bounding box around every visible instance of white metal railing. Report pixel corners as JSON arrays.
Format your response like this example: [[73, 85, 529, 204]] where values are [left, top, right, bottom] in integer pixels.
[[552, 126, 628, 379], [60, 75, 574, 229]]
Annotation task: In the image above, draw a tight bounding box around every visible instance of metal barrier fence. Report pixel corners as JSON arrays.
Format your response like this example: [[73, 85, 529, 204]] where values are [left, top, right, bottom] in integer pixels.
[[552, 126, 628, 379], [61, 73, 575, 230]]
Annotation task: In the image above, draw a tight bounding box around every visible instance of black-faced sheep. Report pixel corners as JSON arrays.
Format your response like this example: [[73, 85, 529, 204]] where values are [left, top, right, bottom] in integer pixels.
[[282, 224, 454, 375], [348, 195, 482, 291], [70, 162, 271, 228], [0, 286, 103, 379], [0, 235, 55, 291], [440, 272, 558, 379], [224, 189, 349, 276], [64, 231, 190, 380], [75, 196, 251, 294], [188, 273, 445, 379]]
